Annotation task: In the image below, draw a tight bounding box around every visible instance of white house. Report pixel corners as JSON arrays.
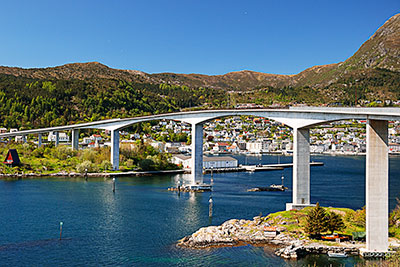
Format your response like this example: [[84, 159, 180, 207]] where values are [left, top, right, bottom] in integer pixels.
[[82, 137, 92, 144], [151, 141, 165, 152], [213, 142, 229, 153], [246, 141, 269, 153], [48, 132, 69, 142], [171, 155, 238, 169], [204, 156, 238, 169]]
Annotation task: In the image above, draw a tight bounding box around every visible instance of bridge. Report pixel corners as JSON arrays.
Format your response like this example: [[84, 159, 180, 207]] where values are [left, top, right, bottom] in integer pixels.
[[1, 106, 400, 253]]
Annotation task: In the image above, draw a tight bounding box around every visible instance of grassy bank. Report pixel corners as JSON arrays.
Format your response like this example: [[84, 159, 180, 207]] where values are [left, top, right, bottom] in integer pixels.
[[264, 204, 400, 240], [0, 142, 179, 175]]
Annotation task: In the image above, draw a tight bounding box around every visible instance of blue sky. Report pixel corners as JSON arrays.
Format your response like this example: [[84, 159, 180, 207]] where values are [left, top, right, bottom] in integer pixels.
[[0, 0, 398, 75]]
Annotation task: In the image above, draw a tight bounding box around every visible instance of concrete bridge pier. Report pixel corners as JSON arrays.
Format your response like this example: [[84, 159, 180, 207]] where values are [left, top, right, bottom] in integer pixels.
[[72, 129, 79, 150], [55, 131, 59, 147], [38, 134, 42, 147], [365, 119, 389, 252], [191, 123, 204, 185], [111, 129, 120, 170], [286, 127, 313, 210]]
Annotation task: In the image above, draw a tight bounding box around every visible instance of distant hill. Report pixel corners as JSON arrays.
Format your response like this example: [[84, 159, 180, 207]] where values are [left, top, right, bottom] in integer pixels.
[[0, 14, 399, 92]]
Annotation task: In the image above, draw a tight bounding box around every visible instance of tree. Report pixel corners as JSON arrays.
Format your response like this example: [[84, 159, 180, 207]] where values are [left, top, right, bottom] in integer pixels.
[[390, 198, 400, 227], [304, 202, 328, 237], [326, 212, 345, 234], [354, 206, 366, 227]]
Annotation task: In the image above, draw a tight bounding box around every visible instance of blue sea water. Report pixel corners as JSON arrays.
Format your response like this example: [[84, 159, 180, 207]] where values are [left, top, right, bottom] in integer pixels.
[[0, 154, 399, 266]]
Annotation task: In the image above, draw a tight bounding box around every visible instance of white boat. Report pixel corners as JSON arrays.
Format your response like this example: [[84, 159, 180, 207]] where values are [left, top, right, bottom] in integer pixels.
[[328, 251, 347, 258]]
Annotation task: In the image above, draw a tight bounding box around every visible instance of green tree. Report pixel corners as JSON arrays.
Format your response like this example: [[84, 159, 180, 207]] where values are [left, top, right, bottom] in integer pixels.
[[326, 212, 345, 234], [139, 158, 155, 171], [304, 202, 328, 236], [390, 198, 400, 227], [354, 206, 366, 227]]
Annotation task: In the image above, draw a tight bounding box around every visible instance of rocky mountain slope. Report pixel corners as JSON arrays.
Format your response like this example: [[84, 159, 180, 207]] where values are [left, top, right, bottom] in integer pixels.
[[0, 14, 399, 91]]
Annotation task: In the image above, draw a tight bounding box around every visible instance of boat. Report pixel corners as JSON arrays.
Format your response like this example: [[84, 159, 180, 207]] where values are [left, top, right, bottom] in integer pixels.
[[321, 233, 349, 241], [327, 251, 347, 258], [247, 184, 287, 192]]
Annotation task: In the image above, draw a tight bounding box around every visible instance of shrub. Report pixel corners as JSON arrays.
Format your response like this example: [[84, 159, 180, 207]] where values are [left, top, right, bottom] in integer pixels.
[[353, 206, 366, 227], [76, 160, 97, 173], [126, 159, 134, 168], [390, 198, 400, 227], [51, 146, 76, 160], [138, 158, 155, 171], [31, 147, 45, 158], [100, 160, 112, 171], [79, 149, 97, 163]]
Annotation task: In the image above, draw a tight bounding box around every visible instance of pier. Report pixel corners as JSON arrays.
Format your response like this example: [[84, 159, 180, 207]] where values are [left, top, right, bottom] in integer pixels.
[[241, 161, 324, 172]]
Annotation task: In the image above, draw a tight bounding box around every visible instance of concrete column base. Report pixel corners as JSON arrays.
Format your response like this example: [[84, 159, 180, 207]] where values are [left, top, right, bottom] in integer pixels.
[[292, 128, 311, 205], [111, 130, 120, 171], [72, 129, 79, 150], [38, 134, 42, 147], [366, 119, 388, 251], [191, 123, 204, 185], [55, 131, 59, 146], [286, 203, 316, 211]]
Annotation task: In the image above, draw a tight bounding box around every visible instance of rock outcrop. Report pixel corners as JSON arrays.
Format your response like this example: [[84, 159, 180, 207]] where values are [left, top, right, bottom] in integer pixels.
[[177, 214, 363, 259], [178, 216, 297, 249]]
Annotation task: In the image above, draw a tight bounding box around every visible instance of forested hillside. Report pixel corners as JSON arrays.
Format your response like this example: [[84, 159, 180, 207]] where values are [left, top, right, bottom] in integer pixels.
[[0, 74, 224, 129]]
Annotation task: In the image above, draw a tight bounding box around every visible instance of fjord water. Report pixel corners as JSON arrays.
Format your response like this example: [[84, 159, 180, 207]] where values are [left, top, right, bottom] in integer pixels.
[[0, 155, 400, 266]]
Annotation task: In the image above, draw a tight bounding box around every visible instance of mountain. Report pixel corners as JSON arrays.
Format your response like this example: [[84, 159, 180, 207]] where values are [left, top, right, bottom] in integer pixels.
[[292, 13, 400, 88], [0, 14, 399, 93], [0, 14, 399, 92]]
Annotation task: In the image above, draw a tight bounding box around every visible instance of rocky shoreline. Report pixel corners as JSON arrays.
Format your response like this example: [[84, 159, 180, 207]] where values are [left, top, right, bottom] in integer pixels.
[[177, 216, 362, 259]]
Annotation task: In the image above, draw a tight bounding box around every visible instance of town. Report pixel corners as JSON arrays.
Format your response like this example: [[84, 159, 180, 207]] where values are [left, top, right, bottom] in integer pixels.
[[2, 116, 400, 163]]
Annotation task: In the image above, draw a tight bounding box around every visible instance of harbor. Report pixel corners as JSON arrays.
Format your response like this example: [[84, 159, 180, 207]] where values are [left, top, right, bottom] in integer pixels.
[[0, 154, 399, 266]]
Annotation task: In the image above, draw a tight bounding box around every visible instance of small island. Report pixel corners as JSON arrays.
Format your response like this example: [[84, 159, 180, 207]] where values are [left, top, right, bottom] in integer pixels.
[[178, 203, 400, 262]]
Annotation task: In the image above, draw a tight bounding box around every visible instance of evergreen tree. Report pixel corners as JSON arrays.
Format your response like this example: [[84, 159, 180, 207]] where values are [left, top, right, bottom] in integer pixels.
[[304, 202, 328, 236], [326, 212, 345, 234]]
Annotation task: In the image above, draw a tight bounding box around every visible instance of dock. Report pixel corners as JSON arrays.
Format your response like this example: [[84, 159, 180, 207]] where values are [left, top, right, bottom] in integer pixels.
[[241, 161, 324, 172], [185, 162, 325, 174]]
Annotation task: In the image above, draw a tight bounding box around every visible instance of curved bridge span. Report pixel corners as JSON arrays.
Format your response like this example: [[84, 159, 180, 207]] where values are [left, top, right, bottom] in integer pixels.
[[2, 106, 400, 253]]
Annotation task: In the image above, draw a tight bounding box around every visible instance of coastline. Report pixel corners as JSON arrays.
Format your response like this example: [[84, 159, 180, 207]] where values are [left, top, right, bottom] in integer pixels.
[[209, 151, 400, 156], [177, 209, 400, 259], [0, 169, 185, 179]]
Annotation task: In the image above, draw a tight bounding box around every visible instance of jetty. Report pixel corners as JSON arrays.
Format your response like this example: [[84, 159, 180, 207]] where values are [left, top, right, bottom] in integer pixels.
[[242, 161, 324, 172], [198, 161, 325, 174]]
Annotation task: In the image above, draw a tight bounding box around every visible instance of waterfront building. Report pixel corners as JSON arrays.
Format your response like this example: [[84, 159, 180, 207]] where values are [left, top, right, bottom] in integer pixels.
[[213, 142, 230, 153], [165, 142, 184, 154], [246, 141, 269, 153], [227, 143, 240, 153], [150, 141, 165, 152], [171, 154, 238, 169], [48, 131, 69, 142], [389, 143, 400, 153]]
